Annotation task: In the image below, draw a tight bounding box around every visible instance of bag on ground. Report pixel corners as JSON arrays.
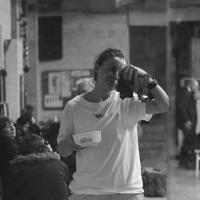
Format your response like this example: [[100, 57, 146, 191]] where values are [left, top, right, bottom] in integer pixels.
[[142, 167, 167, 197]]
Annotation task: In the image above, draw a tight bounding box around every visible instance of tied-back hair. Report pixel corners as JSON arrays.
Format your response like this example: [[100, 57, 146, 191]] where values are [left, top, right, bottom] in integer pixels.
[[94, 48, 125, 81]]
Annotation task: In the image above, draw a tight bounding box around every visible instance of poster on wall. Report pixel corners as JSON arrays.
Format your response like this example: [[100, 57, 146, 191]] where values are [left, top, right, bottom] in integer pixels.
[[48, 72, 61, 95], [60, 71, 72, 98], [42, 69, 92, 110]]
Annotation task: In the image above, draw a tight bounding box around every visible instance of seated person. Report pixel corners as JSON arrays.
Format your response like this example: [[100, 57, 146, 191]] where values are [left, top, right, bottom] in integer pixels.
[[4, 133, 71, 200], [43, 121, 76, 176], [15, 116, 42, 144], [43, 121, 60, 152], [0, 117, 19, 200]]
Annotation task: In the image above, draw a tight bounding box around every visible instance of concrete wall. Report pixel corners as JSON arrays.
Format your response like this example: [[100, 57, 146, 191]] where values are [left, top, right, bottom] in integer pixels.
[[0, 0, 24, 120], [24, 11, 38, 120], [0, 0, 11, 40], [0, 0, 11, 69], [5, 39, 23, 120]]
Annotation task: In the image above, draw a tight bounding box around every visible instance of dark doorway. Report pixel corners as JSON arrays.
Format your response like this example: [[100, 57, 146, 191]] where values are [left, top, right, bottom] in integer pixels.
[[171, 21, 200, 90], [129, 26, 167, 167], [38, 16, 62, 61]]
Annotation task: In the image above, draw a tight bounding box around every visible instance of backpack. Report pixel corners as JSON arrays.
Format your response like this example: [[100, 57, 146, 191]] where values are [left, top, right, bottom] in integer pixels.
[[142, 167, 167, 197]]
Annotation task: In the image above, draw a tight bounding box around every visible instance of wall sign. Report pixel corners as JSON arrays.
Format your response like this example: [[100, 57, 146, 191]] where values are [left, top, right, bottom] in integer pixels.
[[42, 69, 92, 110]]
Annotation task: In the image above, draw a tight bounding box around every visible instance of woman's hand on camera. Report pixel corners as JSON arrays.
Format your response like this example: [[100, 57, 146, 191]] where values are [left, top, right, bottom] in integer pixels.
[[133, 66, 149, 78], [121, 65, 137, 83], [120, 65, 149, 93], [121, 65, 148, 84]]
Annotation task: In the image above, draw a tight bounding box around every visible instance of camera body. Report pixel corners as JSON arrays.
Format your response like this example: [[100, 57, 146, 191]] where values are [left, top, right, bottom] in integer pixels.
[[116, 76, 134, 99], [116, 65, 148, 99], [116, 65, 137, 99]]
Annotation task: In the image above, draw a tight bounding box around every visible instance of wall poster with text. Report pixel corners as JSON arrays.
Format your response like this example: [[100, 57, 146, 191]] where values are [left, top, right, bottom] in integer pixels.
[[42, 69, 92, 110]]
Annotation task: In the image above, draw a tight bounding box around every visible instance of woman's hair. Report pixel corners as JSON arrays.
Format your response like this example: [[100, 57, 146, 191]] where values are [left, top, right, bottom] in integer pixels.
[[93, 48, 125, 81], [0, 116, 13, 132], [19, 134, 50, 155]]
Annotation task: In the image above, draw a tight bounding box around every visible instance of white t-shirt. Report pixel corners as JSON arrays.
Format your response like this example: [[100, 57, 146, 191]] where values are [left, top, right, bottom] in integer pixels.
[[58, 91, 146, 195]]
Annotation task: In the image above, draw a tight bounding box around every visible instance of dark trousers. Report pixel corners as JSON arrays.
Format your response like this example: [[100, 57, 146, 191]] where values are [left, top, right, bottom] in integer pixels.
[[179, 126, 200, 168]]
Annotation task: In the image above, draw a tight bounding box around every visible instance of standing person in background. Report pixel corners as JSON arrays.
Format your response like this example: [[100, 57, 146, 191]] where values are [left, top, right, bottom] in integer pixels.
[[57, 48, 169, 200], [176, 78, 199, 168]]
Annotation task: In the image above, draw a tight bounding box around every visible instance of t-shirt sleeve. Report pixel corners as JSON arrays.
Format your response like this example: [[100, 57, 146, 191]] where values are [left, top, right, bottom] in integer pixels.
[[121, 98, 146, 126], [57, 103, 74, 144]]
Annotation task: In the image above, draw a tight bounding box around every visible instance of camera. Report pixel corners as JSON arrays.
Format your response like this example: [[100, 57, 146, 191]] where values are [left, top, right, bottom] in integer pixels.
[[116, 65, 147, 99]]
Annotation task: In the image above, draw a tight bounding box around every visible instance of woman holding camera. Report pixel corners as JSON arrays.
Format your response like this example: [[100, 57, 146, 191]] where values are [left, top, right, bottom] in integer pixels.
[[58, 48, 169, 200]]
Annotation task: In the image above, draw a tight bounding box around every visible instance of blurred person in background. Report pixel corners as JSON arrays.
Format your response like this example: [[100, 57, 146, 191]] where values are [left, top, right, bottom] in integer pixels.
[[16, 105, 41, 139], [20, 105, 36, 124], [176, 78, 199, 168], [57, 48, 169, 200]]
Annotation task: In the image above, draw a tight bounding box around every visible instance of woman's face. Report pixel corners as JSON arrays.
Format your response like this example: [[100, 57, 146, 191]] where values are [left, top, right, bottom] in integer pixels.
[[2, 122, 16, 139], [95, 56, 127, 91]]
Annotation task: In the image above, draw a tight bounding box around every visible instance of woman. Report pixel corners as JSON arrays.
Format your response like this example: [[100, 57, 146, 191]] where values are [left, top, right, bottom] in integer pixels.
[[58, 48, 169, 200]]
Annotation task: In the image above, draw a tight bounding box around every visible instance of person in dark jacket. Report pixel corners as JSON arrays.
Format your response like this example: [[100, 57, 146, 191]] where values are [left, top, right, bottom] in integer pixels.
[[43, 121, 60, 152], [4, 133, 71, 200], [176, 78, 199, 168]]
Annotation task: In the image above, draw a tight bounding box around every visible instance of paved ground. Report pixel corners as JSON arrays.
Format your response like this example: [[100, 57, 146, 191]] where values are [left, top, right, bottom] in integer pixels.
[[144, 159, 200, 200], [167, 159, 200, 200]]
